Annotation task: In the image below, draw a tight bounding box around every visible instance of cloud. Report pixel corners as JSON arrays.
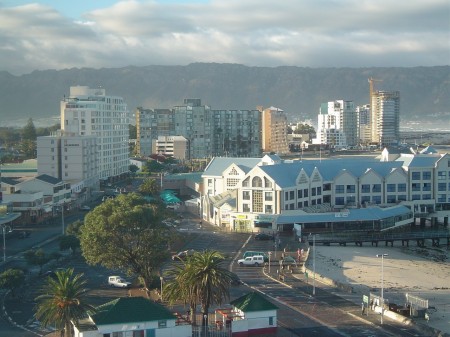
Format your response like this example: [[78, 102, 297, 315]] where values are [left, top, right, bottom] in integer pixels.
[[0, 0, 448, 75]]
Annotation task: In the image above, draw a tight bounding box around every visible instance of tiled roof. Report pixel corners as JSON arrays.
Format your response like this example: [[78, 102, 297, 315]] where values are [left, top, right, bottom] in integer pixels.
[[0, 177, 21, 185], [230, 292, 278, 312], [91, 297, 175, 325], [35, 174, 61, 185]]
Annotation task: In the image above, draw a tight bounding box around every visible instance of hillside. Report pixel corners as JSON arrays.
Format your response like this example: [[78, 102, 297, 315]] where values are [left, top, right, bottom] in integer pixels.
[[0, 63, 449, 125]]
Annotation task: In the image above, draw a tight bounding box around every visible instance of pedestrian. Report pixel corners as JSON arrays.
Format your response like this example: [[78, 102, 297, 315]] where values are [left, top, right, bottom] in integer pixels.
[[361, 302, 365, 315]]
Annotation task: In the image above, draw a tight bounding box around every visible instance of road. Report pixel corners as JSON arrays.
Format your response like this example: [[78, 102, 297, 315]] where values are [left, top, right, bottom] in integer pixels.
[[1, 210, 429, 337]]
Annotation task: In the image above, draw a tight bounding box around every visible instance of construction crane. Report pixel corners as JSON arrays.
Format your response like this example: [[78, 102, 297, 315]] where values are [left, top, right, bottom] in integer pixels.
[[368, 77, 383, 103]]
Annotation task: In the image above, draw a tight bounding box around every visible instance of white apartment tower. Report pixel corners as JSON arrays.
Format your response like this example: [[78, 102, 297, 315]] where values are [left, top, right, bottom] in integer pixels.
[[61, 86, 129, 181], [314, 100, 357, 149]]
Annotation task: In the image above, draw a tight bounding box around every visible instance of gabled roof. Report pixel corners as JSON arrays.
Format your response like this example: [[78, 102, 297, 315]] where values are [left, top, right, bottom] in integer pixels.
[[419, 146, 438, 154], [396, 154, 442, 168], [91, 297, 175, 326], [203, 157, 262, 177], [35, 174, 62, 185], [231, 292, 278, 312]]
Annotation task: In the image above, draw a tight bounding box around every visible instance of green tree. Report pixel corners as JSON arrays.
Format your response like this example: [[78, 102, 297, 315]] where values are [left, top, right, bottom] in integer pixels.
[[79, 193, 175, 293], [138, 177, 159, 196], [22, 118, 37, 140], [0, 268, 25, 297], [24, 249, 50, 274], [66, 220, 84, 237], [164, 250, 233, 326], [35, 268, 95, 337], [294, 124, 316, 135], [59, 235, 80, 251], [129, 164, 139, 174]]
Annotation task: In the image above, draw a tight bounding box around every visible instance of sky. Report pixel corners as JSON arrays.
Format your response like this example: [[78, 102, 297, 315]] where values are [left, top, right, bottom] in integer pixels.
[[0, 0, 449, 75]]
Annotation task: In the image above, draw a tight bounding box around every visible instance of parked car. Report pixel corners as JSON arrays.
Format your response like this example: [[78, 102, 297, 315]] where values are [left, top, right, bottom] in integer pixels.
[[80, 205, 91, 211], [255, 233, 274, 241], [171, 249, 195, 261], [108, 276, 131, 288], [237, 255, 265, 266]]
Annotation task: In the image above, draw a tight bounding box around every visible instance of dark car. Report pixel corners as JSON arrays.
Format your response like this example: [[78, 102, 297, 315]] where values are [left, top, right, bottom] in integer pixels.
[[255, 233, 274, 241]]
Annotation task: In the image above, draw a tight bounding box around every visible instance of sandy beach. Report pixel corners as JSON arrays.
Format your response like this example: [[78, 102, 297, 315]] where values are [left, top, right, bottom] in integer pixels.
[[306, 242, 450, 334]]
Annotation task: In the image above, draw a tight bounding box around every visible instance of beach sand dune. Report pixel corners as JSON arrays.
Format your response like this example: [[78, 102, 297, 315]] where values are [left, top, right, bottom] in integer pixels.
[[307, 242, 450, 334]]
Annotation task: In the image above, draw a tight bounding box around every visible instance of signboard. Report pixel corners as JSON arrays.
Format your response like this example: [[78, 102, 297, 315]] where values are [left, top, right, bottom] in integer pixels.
[[363, 295, 369, 304]]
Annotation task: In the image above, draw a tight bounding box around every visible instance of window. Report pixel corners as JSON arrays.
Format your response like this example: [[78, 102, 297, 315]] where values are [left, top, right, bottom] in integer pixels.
[[387, 184, 396, 192], [423, 194, 431, 200], [226, 178, 239, 188], [304, 189, 308, 197], [398, 183, 406, 192], [242, 177, 250, 187], [317, 186, 322, 195], [438, 171, 446, 180], [335, 197, 345, 205], [304, 200, 308, 207], [346, 185, 355, 193], [269, 316, 274, 325], [422, 171, 431, 180], [252, 190, 263, 213], [264, 177, 272, 188], [422, 183, 431, 191], [361, 196, 370, 204], [438, 194, 446, 202], [290, 191, 295, 199], [311, 199, 316, 205], [289, 203, 295, 210], [243, 204, 250, 212], [412, 172, 421, 180], [347, 196, 355, 204], [335, 185, 344, 194], [265, 205, 273, 213], [265, 192, 272, 201], [361, 184, 370, 193], [285, 191, 289, 200], [243, 191, 250, 200], [372, 196, 381, 204], [398, 195, 406, 201], [311, 187, 316, 196], [297, 190, 303, 198], [412, 183, 421, 192], [372, 184, 381, 193], [297, 201, 302, 208], [252, 177, 262, 187], [412, 194, 421, 200], [387, 195, 396, 203]]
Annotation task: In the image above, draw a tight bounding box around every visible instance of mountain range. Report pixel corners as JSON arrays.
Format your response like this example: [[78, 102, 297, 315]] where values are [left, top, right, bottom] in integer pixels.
[[0, 63, 449, 127]]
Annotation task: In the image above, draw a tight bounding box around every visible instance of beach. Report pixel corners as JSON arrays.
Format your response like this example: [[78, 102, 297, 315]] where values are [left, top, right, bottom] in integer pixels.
[[306, 242, 450, 334]]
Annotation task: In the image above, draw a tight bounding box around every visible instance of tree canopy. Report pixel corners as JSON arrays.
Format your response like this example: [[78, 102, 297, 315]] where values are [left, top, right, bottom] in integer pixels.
[[79, 193, 176, 291], [0, 268, 25, 297], [138, 177, 160, 196], [35, 268, 95, 337], [164, 250, 233, 325]]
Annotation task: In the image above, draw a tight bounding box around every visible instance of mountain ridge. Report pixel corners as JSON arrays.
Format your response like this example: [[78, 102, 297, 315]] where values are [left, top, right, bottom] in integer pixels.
[[1, 63, 449, 124]]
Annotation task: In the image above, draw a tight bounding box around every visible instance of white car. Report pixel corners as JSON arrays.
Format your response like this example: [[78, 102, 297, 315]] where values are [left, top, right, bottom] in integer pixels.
[[237, 255, 265, 266]]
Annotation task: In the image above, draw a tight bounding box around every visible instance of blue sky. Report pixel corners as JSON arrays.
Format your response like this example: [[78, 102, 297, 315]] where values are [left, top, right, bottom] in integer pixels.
[[0, 0, 448, 75]]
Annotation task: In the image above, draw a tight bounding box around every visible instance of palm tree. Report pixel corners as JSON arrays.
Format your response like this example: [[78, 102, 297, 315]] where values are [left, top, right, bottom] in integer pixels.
[[164, 250, 233, 326], [34, 268, 96, 337]]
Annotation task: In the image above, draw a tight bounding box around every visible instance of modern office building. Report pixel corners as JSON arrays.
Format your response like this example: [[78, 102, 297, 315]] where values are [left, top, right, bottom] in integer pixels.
[[370, 89, 400, 147], [61, 86, 130, 181], [135, 108, 173, 157], [260, 106, 289, 155], [201, 150, 450, 234], [313, 100, 357, 149]]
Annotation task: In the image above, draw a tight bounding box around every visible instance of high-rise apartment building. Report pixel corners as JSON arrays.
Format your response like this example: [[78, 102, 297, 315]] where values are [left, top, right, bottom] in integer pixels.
[[61, 86, 129, 181], [314, 100, 357, 149], [356, 104, 371, 144], [136, 99, 263, 159], [260, 106, 289, 154], [370, 90, 400, 146]]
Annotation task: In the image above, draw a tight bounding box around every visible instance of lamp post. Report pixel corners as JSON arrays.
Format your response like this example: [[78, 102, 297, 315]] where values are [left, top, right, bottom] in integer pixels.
[[376, 253, 388, 324], [159, 276, 163, 301], [61, 203, 65, 235], [313, 234, 316, 296], [268, 251, 272, 273], [2, 225, 11, 262]]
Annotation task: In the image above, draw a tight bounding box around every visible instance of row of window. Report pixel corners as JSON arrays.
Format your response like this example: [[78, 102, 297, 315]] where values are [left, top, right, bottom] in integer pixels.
[[412, 171, 432, 180], [437, 171, 450, 180]]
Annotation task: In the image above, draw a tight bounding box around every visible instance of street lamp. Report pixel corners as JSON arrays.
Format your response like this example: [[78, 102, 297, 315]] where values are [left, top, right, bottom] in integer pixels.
[[268, 251, 272, 273], [313, 234, 316, 296], [203, 313, 208, 337], [61, 203, 65, 235], [376, 253, 388, 324], [159, 276, 163, 301], [2, 225, 11, 262]]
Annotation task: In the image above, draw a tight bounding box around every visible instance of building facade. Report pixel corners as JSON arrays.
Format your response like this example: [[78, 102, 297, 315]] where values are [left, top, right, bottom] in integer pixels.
[[61, 86, 129, 181], [260, 106, 289, 155], [153, 135, 189, 160], [370, 90, 400, 146], [201, 151, 450, 234]]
